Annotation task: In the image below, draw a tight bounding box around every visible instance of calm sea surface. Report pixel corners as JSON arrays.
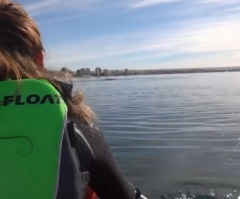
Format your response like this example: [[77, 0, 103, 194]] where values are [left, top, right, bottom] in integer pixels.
[[73, 72, 240, 199]]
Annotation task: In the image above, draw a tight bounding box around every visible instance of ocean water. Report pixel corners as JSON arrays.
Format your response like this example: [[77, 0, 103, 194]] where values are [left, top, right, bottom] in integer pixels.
[[73, 72, 240, 199]]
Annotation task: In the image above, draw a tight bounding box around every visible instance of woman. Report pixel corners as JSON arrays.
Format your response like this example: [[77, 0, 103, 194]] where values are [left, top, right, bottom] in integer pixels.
[[0, 1, 145, 199]]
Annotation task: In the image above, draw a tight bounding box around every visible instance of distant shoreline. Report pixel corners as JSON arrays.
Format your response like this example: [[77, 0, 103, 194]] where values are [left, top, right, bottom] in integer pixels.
[[48, 66, 240, 78], [128, 66, 240, 76]]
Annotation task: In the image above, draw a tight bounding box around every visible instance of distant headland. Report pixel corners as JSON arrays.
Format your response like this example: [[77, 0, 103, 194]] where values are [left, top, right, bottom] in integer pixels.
[[48, 66, 240, 77]]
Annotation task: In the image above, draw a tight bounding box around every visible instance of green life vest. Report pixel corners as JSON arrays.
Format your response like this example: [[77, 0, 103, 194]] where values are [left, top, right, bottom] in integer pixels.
[[0, 79, 67, 199]]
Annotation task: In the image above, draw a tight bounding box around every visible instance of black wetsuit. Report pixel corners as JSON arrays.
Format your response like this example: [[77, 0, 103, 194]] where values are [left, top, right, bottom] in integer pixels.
[[71, 118, 136, 199]]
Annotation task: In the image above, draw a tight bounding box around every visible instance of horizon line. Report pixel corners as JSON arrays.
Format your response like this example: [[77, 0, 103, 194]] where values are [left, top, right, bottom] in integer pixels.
[[47, 65, 240, 72]]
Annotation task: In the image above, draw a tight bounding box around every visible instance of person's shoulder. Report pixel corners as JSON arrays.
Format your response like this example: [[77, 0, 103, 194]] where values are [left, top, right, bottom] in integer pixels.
[[71, 117, 103, 137]]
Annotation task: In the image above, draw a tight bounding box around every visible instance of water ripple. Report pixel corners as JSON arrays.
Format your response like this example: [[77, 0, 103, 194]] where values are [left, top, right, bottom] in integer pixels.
[[74, 73, 240, 198]]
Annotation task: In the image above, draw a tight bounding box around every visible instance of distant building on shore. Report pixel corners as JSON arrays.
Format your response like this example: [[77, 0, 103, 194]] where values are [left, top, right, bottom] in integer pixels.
[[76, 68, 91, 76], [113, 70, 119, 76], [103, 69, 109, 76], [77, 68, 86, 76], [95, 67, 102, 76], [86, 68, 91, 75]]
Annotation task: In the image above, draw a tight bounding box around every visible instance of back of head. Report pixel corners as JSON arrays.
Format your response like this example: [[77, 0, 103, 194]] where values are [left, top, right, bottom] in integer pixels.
[[0, 0, 95, 123], [0, 0, 44, 81]]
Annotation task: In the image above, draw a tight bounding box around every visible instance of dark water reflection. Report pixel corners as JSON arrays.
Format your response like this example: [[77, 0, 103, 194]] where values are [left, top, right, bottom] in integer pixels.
[[73, 72, 240, 199]]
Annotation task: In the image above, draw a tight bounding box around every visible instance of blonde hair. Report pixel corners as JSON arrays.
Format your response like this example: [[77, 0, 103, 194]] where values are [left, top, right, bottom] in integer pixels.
[[0, 0, 95, 122]]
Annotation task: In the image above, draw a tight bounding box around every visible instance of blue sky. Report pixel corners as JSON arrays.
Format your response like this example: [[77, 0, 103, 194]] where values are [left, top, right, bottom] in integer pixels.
[[17, 0, 240, 70]]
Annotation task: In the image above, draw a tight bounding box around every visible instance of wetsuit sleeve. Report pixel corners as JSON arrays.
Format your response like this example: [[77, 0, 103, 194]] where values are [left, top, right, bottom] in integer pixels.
[[74, 121, 136, 199]]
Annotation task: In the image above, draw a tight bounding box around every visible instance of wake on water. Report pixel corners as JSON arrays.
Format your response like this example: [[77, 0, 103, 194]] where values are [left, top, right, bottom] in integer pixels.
[[147, 191, 239, 199]]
